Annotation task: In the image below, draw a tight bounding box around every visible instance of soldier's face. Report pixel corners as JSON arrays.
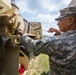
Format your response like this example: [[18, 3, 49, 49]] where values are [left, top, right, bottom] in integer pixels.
[[57, 16, 73, 32]]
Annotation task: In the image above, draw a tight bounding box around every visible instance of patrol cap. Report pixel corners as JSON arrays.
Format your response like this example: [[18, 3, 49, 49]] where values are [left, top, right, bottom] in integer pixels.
[[55, 6, 76, 21]]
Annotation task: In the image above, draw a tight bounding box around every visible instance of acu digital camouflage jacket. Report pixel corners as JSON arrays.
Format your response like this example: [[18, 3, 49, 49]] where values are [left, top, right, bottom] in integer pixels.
[[21, 30, 76, 75]]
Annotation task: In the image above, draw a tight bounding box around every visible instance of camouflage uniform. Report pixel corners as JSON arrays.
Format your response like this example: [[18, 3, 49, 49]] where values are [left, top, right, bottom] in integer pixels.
[[21, 30, 76, 75], [20, 6, 76, 75]]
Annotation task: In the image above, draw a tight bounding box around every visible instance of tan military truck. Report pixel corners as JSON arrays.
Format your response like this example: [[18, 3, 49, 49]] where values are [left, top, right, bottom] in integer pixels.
[[0, 0, 42, 75]]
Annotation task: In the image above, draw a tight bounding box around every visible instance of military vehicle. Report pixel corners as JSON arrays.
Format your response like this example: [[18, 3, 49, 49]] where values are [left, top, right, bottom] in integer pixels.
[[0, 0, 42, 75]]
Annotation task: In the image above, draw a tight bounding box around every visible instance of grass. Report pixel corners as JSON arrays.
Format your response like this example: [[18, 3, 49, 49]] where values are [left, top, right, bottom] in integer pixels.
[[26, 54, 50, 75]]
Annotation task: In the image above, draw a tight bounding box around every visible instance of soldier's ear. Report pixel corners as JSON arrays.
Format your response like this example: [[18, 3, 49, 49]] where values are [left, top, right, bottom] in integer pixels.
[[68, 16, 74, 26]]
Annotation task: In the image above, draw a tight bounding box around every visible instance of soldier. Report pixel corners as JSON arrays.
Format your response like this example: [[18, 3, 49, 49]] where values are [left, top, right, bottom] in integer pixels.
[[16, 6, 76, 75]]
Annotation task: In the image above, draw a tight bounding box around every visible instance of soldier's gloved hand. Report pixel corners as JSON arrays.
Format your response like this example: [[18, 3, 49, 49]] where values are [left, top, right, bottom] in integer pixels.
[[15, 29, 23, 36]]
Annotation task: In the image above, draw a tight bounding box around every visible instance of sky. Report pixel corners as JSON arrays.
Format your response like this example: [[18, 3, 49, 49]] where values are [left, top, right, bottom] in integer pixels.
[[15, 0, 72, 36]]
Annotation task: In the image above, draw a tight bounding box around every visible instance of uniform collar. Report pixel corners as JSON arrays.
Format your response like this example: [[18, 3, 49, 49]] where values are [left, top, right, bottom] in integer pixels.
[[64, 30, 76, 35]]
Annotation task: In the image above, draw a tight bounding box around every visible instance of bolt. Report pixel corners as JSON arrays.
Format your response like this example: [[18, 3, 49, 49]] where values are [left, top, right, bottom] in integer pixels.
[[0, 5, 3, 9]]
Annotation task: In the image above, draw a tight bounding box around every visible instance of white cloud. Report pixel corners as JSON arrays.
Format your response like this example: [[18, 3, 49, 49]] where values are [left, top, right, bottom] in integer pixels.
[[16, 0, 36, 14], [43, 3, 58, 12], [38, 0, 72, 12], [36, 13, 58, 24], [37, 0, 56, 12], [62, 0, 72, 5], [36, 14, 52, 23]]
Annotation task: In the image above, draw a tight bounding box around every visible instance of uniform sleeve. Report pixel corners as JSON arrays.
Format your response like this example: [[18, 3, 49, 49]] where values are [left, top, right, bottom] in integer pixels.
[[20, 34, 55, 55]]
